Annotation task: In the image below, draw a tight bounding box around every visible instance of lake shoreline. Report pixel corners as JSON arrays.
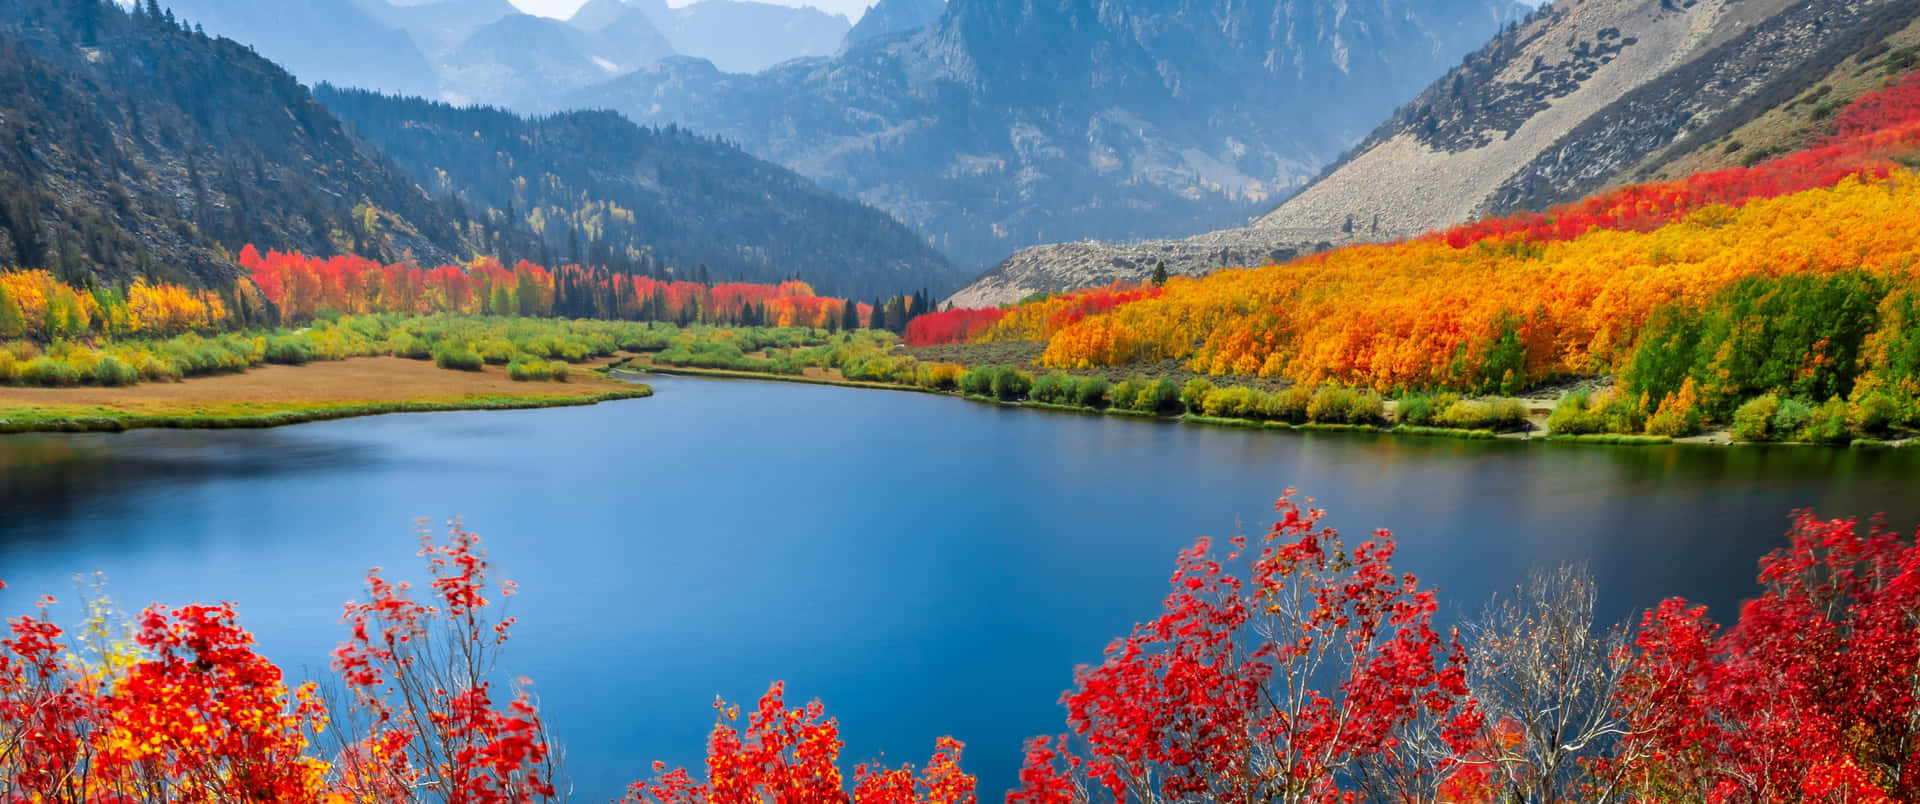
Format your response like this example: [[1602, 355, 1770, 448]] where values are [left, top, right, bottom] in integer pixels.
[[628, 365, 1914, 450]]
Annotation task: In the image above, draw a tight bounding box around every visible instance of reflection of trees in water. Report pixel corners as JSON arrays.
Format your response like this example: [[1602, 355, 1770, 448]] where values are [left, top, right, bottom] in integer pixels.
[[0, 432, 382, 550]]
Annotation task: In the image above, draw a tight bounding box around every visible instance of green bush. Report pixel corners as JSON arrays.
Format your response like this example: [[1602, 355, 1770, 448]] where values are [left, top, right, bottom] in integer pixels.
[[1030, 372, 1077, 405], [477, 339, 517, 365], [1847, 389, 1901, 435], [92, 356, 140, 387], [264, 335, 316, 365], [1267, 386, 1314, 424], [1109, 378, 1143, 410], [1181, 379, 1215, 414], [1307, 386, 1384, 425], [991, 367, 1032, 401], [390, 332, 433, 360], [1203, 386, 1269, 419], [959, 366, 996, 396], [1772, 398, 1816, 439], [22, 357, 82, 387], [1141, 378, 1182, 414], [1434, 398, 1527, 431], [1074, 377, 1109, 408], [434, 344, 485, 372], [1395, 393, 1457, 427], [1731, 395, 1781, 442], [1800, 399, 1853, 445]]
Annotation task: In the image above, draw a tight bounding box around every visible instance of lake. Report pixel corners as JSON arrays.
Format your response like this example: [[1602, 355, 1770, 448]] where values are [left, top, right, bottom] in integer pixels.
[[4, 374, 1919, 799]]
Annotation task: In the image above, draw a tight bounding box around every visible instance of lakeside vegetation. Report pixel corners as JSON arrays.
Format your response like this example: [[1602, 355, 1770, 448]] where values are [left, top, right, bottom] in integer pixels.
[[906, 69, 1920, 446], [6, 497, 1917, 802]]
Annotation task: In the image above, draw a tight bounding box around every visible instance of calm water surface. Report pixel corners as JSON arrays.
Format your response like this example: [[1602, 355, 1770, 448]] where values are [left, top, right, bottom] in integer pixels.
[[4, 375, 1919, 799]]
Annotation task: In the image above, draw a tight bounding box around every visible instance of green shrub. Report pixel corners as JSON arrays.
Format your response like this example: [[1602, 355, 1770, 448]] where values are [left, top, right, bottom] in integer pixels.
[[1141, 378, 1182, 414], [1181, 379, 1215, 413], [1549, 392, 1600, 435], [1307, 386, 1384, 425], [1030, 372, 1077, 405], [264, 335, 315, 365], [477, 339, 517, 364], [0, 350, 14, 384], [1267, 386, 1314, 423], [1435, 398, 1527, 431], [1203, 386, 1269, 419], [1109, 378, 1142, 410], [1074, 377, 1109, 408], [390, 332, 433, 360], [1772, 398, 1816, 439], [959, 366, 996, 396], [1800, 399, 1853, 445], [434, 344, 485, 372], [1847, 389, 1901, 435], [22, 357, 81, 387], [92, 356, 139, 387], [1731, 395, 1780, 442], [991, 367, 1032, 401]]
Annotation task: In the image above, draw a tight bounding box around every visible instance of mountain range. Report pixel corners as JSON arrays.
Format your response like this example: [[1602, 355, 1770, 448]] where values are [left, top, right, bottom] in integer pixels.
[[572, 0, 1534, 269], [951, 0, 1920, 306], [0, 0, 961, 298]]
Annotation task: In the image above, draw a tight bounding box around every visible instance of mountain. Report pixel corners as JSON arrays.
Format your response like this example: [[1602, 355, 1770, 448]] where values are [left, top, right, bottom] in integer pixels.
[[950, 0, 1920, 307], [157, 0, 439, 97], [631, 0, 852, 74], [317, 87, 967, 297], [841, 0, 944, 50], [577, 3, 677, 71], [436, 13, 625, 109], [354, 0, 521, 58], [567, 0, 1531, 271], [0, 0, 488, 286]]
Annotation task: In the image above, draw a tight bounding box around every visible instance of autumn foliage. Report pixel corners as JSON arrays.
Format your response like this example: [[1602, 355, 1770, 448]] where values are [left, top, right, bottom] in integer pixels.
[[8, 497, 1920, 801], [1011, 492, 1479, 803], [240, 248, 857, 329], [919, 67, 1920, 429], [623, 683, 976, 804]]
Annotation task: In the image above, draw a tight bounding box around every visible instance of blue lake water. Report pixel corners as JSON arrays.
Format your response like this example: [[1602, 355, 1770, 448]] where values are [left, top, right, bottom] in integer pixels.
[[4, 374, 1919, 799]]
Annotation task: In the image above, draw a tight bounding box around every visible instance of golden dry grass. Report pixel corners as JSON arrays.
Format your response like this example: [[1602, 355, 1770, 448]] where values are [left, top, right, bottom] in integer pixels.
[[0, 356, 644, 430]]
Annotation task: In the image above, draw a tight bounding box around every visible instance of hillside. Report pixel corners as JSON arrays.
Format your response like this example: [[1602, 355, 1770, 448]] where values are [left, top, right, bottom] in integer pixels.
[[317, 87, 966, 297], [952, 0, 1920, 307], [568, 0, 1530, 271], [913, 59, 1920, 438], [0, 0, 493, 287]]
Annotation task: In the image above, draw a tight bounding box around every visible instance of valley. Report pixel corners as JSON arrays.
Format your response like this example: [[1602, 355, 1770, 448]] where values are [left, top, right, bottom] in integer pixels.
[[6, 0, 1920, 802]]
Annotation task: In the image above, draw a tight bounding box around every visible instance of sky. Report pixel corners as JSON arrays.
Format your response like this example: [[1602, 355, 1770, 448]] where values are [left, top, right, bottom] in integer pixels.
[[509, 0, 877, 22]]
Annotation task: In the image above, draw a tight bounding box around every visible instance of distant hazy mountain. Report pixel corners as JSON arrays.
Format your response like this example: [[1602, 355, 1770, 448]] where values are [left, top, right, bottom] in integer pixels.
[[160, 0, 439, 97], [354, 0, 521, 57], [319, 87, 967, 296], [569, 0, 1530, 269], [617, 0, 852, 74], [950, 0, 1920, 307], [842, 0, 944, 50], [437, 13, 616, 109]]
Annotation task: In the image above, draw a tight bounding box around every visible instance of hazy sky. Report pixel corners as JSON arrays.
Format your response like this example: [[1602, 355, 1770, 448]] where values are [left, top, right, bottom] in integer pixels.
[[509, 0, 874, 22]]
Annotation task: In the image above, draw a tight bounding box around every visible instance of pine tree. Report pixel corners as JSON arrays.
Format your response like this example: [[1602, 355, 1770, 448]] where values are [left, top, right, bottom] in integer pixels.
[[1151, 260, 1169, 286], [841, 300, 859, 332]]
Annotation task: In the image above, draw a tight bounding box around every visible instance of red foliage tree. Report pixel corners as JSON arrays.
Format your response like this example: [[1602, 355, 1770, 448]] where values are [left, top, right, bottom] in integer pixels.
[[1612, 512, 1920, 803], [1011, 492, 1479, 803], [623, 681, 976, 804]]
